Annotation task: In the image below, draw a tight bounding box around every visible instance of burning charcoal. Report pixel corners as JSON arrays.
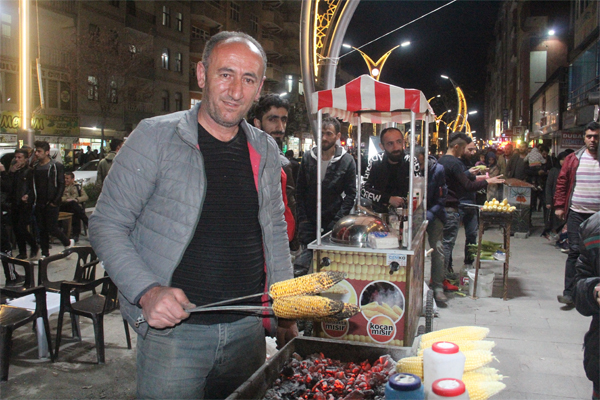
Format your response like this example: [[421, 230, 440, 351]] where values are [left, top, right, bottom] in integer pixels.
[[281, 365, 294, 377], [292, 352, 303, 361], [342, 390, 366, 400]]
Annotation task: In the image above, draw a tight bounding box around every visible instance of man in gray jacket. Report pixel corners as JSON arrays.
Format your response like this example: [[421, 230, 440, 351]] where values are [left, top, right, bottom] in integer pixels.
[[89, 31, 296, 399]]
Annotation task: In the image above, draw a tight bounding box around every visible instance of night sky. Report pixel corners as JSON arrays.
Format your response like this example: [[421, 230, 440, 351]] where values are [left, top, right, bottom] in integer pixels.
[[340, 0, 502, 138]]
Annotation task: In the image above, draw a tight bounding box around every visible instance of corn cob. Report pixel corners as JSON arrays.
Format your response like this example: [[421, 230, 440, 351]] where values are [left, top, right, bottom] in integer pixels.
[[320, 284, 349, 295], [396, 356, 424, 379], [468, 367, 504, 378], [419, 326, 490, 348], [462, 369, 505, 386], [269, 271, 347, 299], [418, 340, 496, 356], [314, 303, 361, 322], [272, 295, 344, 319], [463, 381, 506, 400]]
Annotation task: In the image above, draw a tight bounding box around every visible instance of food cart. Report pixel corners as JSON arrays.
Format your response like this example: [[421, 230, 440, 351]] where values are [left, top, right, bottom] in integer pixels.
[[307, 75, 434, 348]]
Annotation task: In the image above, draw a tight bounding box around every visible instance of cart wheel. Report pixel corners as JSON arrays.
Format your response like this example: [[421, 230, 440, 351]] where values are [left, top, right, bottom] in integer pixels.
[[417, 325, 425, 336], [425, 289, 434, 333]]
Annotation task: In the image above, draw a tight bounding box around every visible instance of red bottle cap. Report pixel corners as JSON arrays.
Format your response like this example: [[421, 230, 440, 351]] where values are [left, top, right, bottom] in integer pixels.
[[431, 341, 460, 354], [432, 378, 466, 397]]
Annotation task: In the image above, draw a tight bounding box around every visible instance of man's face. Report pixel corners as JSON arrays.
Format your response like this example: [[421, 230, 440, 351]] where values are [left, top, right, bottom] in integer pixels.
[[518, 143, 528, 155], [35, 147, 49, 162], [380, 129, 404, 162], [322, 124, 340, 152], [255, 106, 288, 142], [196, 40, 265, 128], [504, 144, 513, 157], [65, 174, 74, 186], [464, 142, 476, 158], [584, 129, 599, 154], [417, 153, 425, 170], [453, 143, 467, 158], [14, 153, 26, 167]]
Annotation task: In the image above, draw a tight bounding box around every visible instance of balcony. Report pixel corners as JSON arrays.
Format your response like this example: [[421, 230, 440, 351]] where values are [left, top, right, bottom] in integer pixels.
[[38, 0, 77, 16], [265, 63, 282, 82], [261, 36, 282, 58], [40, 46, 70, 69], [261, 9, 283, 32], [191, 2, 225, 27], [125, 4, 156, 34], [282, 63, 301, 76]]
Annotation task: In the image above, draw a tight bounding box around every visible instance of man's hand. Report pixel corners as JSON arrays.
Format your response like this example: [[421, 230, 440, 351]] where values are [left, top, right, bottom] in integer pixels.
[[21, 194, 28, 202], [555, 209, 565, 220], [469, 166, 482, 175], [486, 175, 505, 185], [546, 204, 552, 209], [276, 318, 299, 349], [389, 196, 405, 208], [595, 284, 600, 307], [139, 286, 194, 329], [0, 164, 4, 172]]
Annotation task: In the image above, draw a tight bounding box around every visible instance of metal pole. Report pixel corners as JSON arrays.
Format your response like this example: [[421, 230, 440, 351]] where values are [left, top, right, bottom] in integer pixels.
[[424, 112, 430, 214], [316, 110, 323, 246], [408, 111, 416, 250], [355, 117, 362, 210], [300, 1, 318, 136]]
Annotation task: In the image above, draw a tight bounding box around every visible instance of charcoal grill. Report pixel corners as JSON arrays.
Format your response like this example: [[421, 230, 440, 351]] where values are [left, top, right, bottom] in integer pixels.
[[226, 336, 418, 399]]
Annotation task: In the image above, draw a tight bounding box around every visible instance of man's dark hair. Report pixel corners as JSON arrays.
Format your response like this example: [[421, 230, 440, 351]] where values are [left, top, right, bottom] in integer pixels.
[[65, 171, 75, 179], [380, 127, 403, 144], [585, 121, 600, 131], [322, 116, 340, 133], [14, 149, 29, 157], [557, 151, 569, 161], [202, 31, 267, 76], [253, 94, 289, 122], [285, 150, 294, 158], [448, 132, 470, 148], [538, 145, 549, 153], [34, 140, 50, 152], [109, 138, 124, 152]]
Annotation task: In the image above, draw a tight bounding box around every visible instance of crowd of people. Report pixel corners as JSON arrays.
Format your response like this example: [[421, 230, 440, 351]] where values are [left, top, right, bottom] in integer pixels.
[[1, 29, 598, 399]]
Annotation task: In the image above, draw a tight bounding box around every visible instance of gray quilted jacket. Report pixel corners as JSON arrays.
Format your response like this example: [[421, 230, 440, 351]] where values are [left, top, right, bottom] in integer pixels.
[[89, 103, 292, 337]]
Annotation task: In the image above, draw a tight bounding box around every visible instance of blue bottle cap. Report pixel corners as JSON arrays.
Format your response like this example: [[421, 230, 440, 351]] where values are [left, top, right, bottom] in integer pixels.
[[388, 373, 422, 391]]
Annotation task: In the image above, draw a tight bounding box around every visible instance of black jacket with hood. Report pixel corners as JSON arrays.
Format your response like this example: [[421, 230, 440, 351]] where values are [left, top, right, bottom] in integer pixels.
[[296, 145, 356, 243], [33, 160, 65, 206]]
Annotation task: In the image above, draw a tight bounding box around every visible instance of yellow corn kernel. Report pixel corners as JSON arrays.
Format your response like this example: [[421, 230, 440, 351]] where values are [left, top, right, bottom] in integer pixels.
[[269, 271, 346, 299], [463, 350, 495, 371], [463, 381, 506, 400], [462, 368, 505, 385], [272, 295, 344, 319], [420, 326, 490, 348], [396, 356, 423, 379]]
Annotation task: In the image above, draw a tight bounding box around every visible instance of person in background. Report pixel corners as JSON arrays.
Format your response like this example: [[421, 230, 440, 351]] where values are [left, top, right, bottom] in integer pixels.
[[506, 142, 527, 180], [32, 141, 74, 258], [96, 139, 123, 189], [555, 121, 600, 306], [415, 146, 448, 303], [285, 150, 300, 183], [496, 145, 509, 176], [485, 151, 502, 202], [89, 31, 296, 399], [542, 151, 568, 240], [7, 149, 37, 259], [573, 210, 599, 400], [78, 146, 91, 166], [60, 172, 89, 243], [295, 116, 356, 276]]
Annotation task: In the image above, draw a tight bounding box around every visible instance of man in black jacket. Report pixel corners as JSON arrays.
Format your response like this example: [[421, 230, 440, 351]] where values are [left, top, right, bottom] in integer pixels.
[[7, 149, 38, 259], [295, 117, 356, 275], [32, 141, 73, 257], [573, 211, 599, 399], [361, 127, 416, 213]]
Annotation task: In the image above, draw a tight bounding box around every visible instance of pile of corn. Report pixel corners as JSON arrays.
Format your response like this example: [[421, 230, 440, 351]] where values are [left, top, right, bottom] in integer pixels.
[[269, 272, 361, 321], [317, 250, 407, 282], [482, 198, 516, 213], [397, 326, 506, 400]]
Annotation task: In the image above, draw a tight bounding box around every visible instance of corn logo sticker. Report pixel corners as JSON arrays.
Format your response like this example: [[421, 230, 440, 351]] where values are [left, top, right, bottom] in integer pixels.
[[367, 315, 396, 343], [321, 320, 349, 338], [359, 281, 405, 323]]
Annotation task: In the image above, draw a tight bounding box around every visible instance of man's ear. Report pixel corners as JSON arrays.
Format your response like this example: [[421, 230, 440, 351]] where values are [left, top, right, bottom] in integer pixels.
[[196, 62, 206, 89], [254, 77, 266, 102], [253, 118, 262, 129]]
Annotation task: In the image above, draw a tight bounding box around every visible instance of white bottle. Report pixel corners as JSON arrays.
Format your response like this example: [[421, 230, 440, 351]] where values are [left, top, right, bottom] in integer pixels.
[[427, 378, 469, 399], [423, 342, 465, 395]]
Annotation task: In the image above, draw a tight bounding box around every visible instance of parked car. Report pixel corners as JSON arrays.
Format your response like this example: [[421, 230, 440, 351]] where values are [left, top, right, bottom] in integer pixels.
[[73, 159, 99, 185]]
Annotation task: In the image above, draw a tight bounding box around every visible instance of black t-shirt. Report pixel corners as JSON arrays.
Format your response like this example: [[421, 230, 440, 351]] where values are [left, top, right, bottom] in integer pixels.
[[171, 123, 265, 325]]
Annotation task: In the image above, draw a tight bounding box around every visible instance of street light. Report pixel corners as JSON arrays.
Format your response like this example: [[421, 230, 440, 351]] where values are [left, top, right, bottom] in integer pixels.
[[441, 74, 467, 133], [343, 41, 410, 81]]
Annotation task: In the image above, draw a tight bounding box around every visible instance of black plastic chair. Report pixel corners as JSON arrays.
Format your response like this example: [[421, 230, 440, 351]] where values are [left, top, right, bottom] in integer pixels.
[[0, 255, 54, 381], [55, 274, 131, 364], [1, 254, 36, 301], [37, 246, 99, 293]]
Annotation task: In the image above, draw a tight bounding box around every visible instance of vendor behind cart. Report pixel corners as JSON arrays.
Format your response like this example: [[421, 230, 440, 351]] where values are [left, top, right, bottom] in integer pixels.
[[89, 31, 296, 399], [361, 127, 417, 213]]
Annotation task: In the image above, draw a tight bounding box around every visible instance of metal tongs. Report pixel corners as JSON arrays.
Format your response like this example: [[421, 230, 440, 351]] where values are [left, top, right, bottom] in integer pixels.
[[185, 292, 272, 316]]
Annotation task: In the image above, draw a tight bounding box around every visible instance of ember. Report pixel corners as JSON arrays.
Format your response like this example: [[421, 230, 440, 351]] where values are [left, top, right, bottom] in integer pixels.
[[263, 353, 396, 400]]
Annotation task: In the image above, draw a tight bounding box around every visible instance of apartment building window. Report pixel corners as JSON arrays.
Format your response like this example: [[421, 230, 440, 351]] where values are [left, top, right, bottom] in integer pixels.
[[161, 48, 170, 70], [1, 72, 18, 103], [162, 6, 170, 27], [191, 98, 200, 107], [1, 13, 11, 38], [175, 53, 182, 72], [47, 79, 59, 109], [109, 80, 118, 103], [190, 62, 197, 77], [250, 14, 258, 34], [87, 76, 98, 101], [191, 26, 210, 40], [230, 3, 240, 22], [175, 92, 182, 111], [176, 12, 183, 32], [162, 90, 170, 111]]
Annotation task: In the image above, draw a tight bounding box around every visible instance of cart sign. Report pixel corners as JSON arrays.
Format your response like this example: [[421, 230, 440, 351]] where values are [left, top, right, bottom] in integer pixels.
[[386, 253, 407, 266]]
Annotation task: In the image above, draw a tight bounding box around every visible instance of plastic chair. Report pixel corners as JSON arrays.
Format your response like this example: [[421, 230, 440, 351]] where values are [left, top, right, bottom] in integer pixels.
[[1, 256, 54, 381], [37, 246, 99, 293], [55, 274, 131, 364]]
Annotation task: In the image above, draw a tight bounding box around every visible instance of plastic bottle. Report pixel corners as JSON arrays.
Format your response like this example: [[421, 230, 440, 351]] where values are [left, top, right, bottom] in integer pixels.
[[385, 373, 425, 399], [423, 342, 465, 394], [427, 378, 469, 399]]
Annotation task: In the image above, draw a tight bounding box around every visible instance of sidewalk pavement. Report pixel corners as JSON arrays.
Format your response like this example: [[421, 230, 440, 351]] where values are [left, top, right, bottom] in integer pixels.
[[1, 211, 594, 399]]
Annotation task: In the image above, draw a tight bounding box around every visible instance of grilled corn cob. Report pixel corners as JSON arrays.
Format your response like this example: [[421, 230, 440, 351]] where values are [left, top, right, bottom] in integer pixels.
[[269, 271, 346, 299], [313, 303, 361, 323], [418, 340, 496, 356], [272, 295, 344, 319], [396, 356, 424, 379]]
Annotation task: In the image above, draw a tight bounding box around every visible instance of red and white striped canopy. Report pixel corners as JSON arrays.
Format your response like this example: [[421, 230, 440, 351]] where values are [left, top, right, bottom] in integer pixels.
[[311, 75, 434, 124]]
